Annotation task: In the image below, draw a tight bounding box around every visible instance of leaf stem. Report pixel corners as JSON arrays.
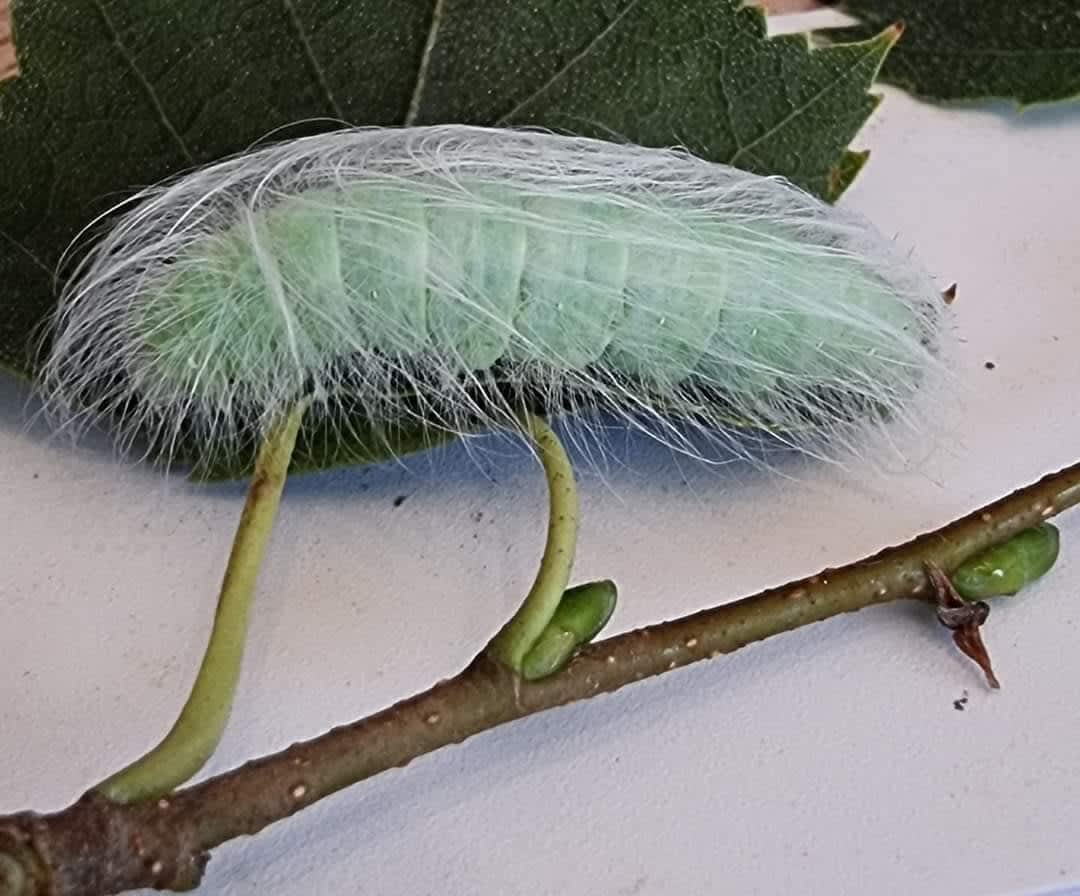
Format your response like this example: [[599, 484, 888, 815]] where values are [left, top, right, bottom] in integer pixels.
[[486, 413, 579, 671], [3, 459, 1080, 895], [95, 402, 308, 804]]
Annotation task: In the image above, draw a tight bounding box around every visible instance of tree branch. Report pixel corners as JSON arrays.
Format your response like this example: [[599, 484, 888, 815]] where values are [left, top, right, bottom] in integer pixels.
[[3, 459, 1079, 896]]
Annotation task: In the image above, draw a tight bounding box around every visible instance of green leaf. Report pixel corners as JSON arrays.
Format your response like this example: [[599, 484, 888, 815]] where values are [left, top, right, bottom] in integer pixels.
[[189, 417, 461, 483], [820, 1, 1080, 107], [0, 0, 897, 476]]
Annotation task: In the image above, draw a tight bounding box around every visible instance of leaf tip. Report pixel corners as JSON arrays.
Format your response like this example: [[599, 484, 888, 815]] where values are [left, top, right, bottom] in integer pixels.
[[883, 21, 905, 46]]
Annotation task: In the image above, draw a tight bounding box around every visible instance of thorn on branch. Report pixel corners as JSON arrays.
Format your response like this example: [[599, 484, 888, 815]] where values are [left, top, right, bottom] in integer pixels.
[[925, 562, 1000, 689]]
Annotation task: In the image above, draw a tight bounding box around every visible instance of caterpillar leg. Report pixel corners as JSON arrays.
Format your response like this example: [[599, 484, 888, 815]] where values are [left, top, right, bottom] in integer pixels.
[[95, 401, 308, 803]]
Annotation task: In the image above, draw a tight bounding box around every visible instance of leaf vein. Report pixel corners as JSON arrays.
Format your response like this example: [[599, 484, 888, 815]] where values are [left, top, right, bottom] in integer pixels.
[[405, 0, 448, 126], [495, 0, 644, 125], [729, 43, 879, 167], [282, 0, 345, 120], [89, 0, 194, 165], [715, 49, 744, 158], [0, 227, 54, 280]]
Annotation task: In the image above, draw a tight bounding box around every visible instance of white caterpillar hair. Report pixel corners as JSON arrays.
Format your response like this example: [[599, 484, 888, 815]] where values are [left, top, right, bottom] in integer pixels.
[[39, 125, 946, 473]]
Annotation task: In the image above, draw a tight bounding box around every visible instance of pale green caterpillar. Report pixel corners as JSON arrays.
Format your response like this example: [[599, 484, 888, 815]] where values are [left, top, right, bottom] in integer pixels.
[[41, 125, 945, 467]]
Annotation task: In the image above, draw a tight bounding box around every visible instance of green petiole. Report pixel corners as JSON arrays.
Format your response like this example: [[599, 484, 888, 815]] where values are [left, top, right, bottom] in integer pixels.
[[487, 413, 580, 674], [95, 401, 308, 803]]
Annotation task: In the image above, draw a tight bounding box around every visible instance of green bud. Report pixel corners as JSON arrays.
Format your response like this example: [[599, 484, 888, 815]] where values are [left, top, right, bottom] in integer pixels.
[[547, 579, 618, 642], [521, 580, 618, 681], [952, 523, 1060, 600]]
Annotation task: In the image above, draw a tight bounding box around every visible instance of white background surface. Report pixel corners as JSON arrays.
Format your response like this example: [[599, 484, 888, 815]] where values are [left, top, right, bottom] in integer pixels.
[[2, 11, 1080, 896]]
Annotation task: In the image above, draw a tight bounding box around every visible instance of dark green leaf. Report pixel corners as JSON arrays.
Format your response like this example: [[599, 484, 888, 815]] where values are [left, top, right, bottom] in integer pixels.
[[188, 418, 461, 483], [820, 1, 1080, 106], [0, 0, 897, 476]]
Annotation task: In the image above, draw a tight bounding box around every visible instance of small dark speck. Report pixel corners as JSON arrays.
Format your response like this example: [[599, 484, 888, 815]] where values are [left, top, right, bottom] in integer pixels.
[[32, 472, 39, 479], [984, 361, 996, 370], [953, 691, 969, 711], [471, 510, 484, 523], [392, 494, 408, 508], [619, 874, 649, 896]]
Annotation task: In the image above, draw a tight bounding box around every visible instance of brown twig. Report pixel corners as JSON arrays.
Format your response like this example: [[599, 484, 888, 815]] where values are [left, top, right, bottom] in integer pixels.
[[754, 0, 825, 14], [0, 0, 17, 83], [925, 561, 1000, 688], [3, 459, 1080, 895]]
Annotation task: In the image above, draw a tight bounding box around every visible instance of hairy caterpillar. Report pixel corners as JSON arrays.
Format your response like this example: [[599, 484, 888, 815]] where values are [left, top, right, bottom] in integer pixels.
[[41, 125, 945, 468]]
